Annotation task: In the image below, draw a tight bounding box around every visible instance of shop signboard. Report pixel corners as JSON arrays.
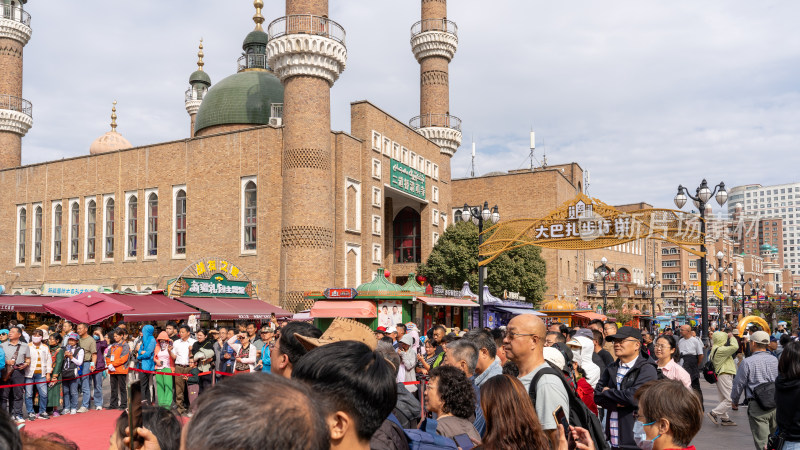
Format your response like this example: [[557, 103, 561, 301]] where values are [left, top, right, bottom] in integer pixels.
[[390, 161, 425, 200], [324, 288, 358, 300], [178, 274, 254, 298], [432, 285, 462, 297], [42, 284, 103, 297], [167, 257, 258, 299]]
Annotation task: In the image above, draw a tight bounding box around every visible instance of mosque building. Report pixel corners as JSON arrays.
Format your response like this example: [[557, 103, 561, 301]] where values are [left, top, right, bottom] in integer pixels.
[[0, 0, 462, 312]]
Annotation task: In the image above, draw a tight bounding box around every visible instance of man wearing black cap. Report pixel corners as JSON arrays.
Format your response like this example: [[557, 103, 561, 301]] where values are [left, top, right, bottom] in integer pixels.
[[594, 326, 658, 450]]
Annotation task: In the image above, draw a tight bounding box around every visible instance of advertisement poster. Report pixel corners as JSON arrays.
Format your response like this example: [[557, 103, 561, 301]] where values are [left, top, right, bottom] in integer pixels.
[[378, 300, 403, 329]]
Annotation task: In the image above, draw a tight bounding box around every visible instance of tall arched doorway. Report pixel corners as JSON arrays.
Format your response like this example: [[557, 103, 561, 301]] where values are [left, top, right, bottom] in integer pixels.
[[393, 207, 420, 263]]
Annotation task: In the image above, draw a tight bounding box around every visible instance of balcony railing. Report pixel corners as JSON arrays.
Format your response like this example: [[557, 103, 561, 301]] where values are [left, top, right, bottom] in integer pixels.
[[411, 19, 457, 38], [184, 86, 207, 102], [1, 5, 31, 26], [271, 103, 283, 119], [409, 113, 461, 131], [267, 15, 346, 45], [0, 94, 32, 117], [237, 53, 268, 72]]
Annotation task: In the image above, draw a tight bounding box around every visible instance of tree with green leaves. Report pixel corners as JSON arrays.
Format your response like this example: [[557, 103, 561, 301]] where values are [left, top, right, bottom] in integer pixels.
[[418, 221, 547, 305]]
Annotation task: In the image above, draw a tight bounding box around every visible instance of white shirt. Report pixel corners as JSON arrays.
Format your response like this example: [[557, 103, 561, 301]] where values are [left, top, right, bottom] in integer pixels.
[[171, 337, 196, 365]]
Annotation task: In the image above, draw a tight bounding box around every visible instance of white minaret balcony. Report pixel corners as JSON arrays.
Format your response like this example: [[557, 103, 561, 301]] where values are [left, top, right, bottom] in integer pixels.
[[0, 5, 32, 45], [184, 86, 207, 115], [0, 95, 32, 136], [410, 19, 458, 62], [266, 15, 347, 86], [410, 113, 462, 157]]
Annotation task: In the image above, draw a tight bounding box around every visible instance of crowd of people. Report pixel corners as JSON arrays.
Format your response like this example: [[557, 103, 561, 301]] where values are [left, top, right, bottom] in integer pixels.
[[0, 314, 797, 450]]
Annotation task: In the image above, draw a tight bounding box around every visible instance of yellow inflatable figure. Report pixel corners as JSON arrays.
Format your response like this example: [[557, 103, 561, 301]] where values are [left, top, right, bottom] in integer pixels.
[[737, 316, 770, 336]]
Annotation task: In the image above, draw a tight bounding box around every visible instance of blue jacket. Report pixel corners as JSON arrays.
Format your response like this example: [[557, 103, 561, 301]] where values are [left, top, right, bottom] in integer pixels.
[[138, 325, 156, 371], [0, 346, 5, 371], [261, 343, 271, 373]]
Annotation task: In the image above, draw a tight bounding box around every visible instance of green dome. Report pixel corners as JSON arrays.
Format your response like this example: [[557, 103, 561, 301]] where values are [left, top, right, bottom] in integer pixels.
[[357, 268, 403, 293], [400, 273, 425, 293], [189, 70, 211, 86], [243, 30, 269, 50], [194, 70, 283, 134]]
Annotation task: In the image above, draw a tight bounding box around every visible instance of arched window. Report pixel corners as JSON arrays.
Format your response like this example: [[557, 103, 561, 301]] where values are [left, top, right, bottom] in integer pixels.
[[393, 207, 421, 263], [105, 198, 115, 258], [454, 209, 463, 223], [70, 203, 79, 261], [244, 181, 257, 250], [53, 204, 62, 262], [175, 190, 186, 254], [18, 208, 26, 264], [147, 193, 158, 256], [87, 200, 96, 260], [128, 196, 138, 257]]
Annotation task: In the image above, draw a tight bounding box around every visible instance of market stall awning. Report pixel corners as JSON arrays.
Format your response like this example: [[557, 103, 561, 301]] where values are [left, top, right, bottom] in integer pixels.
[[0, 295, 59, 314], [573, 311, 607, 322], [110, 294, 198, 322], [493, 306, 545, 316], [177, 297, 291, 320], [310, 301, 377, 318], [44, 292, 134, 325], [415, 297, 479, 308]]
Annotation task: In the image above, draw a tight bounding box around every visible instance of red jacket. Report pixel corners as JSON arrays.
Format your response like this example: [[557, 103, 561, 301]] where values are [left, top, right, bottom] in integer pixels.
[[575, 377, 598, 415]]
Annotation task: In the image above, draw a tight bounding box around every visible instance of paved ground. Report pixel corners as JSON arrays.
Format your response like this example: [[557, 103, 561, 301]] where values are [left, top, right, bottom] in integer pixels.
[[694, 379, 759, 450]]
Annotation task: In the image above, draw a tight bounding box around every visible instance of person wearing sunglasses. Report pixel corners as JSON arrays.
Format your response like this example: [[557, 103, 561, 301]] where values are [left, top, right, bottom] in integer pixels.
[[594, 326, 659, 450]]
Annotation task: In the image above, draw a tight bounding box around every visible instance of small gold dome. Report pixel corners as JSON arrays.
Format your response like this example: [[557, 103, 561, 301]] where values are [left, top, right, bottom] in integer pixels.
[[90, 101, 132, 155], [541, 295, 577, 311]]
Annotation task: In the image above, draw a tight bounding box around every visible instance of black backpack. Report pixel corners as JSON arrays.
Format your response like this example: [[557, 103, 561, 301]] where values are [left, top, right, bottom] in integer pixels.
[[530, 365, 610, 450]]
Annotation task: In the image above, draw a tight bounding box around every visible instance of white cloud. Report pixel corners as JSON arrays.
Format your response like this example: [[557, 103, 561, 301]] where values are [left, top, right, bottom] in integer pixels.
[[18, 1, 800, 210]]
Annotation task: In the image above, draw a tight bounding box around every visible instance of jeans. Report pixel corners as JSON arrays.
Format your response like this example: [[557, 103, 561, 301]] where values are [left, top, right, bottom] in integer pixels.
[[24, 374, 48, 415], [63, 379, 79, 412], [90, 370, 103, 407], [784, 441, 800, 450], [80, 362, 92, 408]]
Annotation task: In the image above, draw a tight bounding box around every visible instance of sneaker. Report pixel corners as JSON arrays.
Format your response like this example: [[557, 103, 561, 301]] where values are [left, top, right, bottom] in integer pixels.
[[706, 411, 720, 425], [721, 419, 737, 426], [51, 411, 60, 418], [36, 413, 49, 420], [70, 409, 77, 415], [27, 413, 36, 421], [13, 416, 25, 424], [76, 406, 88, 413], [95, 406, 103, 411]]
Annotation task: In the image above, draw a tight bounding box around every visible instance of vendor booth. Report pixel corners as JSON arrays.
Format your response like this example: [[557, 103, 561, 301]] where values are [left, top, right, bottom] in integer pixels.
[[462, 282, 542, 329], [305, 269, 478, 332]]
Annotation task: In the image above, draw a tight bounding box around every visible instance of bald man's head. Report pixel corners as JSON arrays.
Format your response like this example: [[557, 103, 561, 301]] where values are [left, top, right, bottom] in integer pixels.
[[503, 314, 546, 370], [511, 314, 546, 338]]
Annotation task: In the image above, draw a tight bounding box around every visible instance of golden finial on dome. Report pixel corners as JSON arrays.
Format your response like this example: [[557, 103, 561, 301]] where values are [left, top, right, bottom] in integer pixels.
[[110, 100, 118, 132], [197, 38, 205, 71], [253, 0, 264, 31]]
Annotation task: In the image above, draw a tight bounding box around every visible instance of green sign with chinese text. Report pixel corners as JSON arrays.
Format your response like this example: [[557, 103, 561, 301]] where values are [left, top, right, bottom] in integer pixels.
[[390, 161, 426, 200]]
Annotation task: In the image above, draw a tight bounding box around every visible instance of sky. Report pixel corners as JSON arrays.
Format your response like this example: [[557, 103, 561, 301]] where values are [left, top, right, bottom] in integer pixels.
[[18, 1, 800, 210]]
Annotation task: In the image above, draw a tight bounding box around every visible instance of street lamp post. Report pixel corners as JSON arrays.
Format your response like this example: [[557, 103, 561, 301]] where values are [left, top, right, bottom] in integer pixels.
[[675, 280, 692, 323], [712, 250, 733, 324], [735, 274, 748, 317], [462, 201, 500, 329], [644, 272, 660, 333], [595, 257, 615, 315], [674, 179, 728, 346]]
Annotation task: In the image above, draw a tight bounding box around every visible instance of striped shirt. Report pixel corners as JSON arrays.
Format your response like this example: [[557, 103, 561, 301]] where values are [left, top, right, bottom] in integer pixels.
[[609, 356, 637, 447], [730, 351, 778, 403]]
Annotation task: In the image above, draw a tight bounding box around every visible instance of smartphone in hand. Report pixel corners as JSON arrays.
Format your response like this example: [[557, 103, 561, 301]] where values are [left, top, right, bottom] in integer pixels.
[[553, 405, 572, 448], [127, 383, 143, 449]]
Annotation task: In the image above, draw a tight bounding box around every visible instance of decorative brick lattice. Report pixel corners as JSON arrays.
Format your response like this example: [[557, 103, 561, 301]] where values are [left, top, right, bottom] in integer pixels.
[[282, 291, 314, 313], [281, 225, 334, 248], [283, 147, 331, 171], [421, 70, 448, 86]]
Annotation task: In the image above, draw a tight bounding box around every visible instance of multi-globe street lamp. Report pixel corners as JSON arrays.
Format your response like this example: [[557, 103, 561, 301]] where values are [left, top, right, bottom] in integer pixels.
[[674, 179, 728, 346], [594, 257, 615, 315], [462, 201, 500, 328], [644, 272, 660, 333], [735, 274, 749, 317], [711, 250, 733, 322], [673, 280, 693, 321]]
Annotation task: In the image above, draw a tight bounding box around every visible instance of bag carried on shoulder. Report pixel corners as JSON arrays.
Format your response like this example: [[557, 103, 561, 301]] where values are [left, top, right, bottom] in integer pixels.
[[401, 417, 461, 450], [2, 344, 20, 381], [530, 365, 610, 450], [701, 348, 719, 384], [752, 381, 777, 410]]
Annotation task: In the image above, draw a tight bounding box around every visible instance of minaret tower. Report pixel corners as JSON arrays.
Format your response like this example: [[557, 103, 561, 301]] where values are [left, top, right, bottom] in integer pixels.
[[0, 0, 33, 169], [185, 40, 211, 138], [267, 0, 347, 311], [410, 0, 461, 174]]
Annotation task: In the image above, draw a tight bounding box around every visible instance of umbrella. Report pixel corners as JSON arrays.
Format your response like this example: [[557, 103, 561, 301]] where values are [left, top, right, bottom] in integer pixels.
[[44, 291, 133, 325]]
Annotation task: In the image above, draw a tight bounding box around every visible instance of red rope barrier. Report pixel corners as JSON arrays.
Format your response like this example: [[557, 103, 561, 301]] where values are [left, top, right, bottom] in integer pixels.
[[0, 369, 105, 389]]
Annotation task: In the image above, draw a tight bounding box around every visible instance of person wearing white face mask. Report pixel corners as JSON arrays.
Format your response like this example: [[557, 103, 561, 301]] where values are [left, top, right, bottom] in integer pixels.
[[24, 329, 52, 421], [631, 379, 703, 450]]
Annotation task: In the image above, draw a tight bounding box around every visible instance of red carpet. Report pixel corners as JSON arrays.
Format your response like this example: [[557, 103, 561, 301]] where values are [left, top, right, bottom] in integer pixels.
[[22, 409, 121, 450]]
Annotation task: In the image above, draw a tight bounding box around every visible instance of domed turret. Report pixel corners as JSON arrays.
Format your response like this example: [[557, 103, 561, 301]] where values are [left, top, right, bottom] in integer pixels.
[[186, 40, 211, 137], [90, 101, 132, 155], [193, 0, 284, 137]]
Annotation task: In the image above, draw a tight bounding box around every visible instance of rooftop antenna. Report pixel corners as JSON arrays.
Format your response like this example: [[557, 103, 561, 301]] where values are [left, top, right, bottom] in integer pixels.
[[541, 138, 548, 168], [529, 129, 535, 171], [470, 136, 476, 177]]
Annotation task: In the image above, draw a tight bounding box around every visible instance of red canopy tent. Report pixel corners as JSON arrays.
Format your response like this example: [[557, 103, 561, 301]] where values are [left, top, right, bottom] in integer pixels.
[[44, 292, 133, 325]]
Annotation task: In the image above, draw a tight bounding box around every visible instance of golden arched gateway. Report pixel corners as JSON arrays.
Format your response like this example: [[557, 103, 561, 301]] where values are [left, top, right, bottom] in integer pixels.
[[478, 193, 706, 266]]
